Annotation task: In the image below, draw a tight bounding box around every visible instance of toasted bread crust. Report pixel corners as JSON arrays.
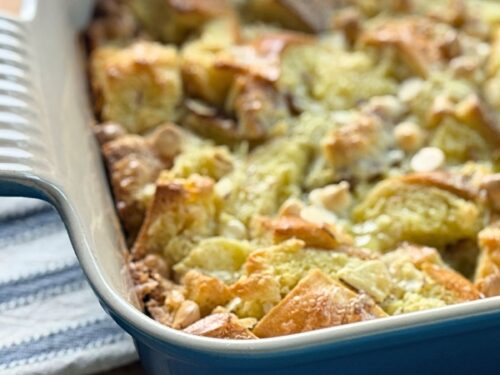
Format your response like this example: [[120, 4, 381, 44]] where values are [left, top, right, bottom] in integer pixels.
[[475, 223, 500, 296], [253, 270, 386, 338], [402, 172, 479, 201], [183, 313, 257, 339], [362, 17, 459, 77], [90, 41, 182, 133], [132, 175, 217, 261], [322, 114, 381, 169], [258, 215, 342, 249], [421, 263, 481, 301], [183, 270, 233, 316], [215, 33, 311, 82], [455, 94, 500, 147], [102, 135, 166, 238]]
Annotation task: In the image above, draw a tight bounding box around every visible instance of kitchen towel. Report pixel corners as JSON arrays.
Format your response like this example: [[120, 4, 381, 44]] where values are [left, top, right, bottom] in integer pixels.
[[0, 197, 138, 375]]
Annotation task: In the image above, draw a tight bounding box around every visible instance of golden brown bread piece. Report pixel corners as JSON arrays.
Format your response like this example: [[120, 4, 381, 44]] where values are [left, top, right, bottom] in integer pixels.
[[389, 243, 481, 303], [128, 0, 232, 43], [101, 123, 189, 239], [353, 174, 483, 251], [102, 135, 166, 239], [475, 223, 500, 296], [476, 274, 500, 298], [229, 271, 282, 319], [253, 269, 387, 338], [183, 313, 257, 339], [180, 17, 240, 107], [215, 33, 312, 82], [454, 94, 500, 147], [225, 75, 289, 141], [255, 215, 349, 250], [90, 41, 182, 133], [132, 175, 218, 263], [184, 74, 289, 144], [183, 270, 233, 316], [322, 114, 382, 169], [361, 17, 459, 77], [421, 263, 482, 302], [393, 243, 443, 267]]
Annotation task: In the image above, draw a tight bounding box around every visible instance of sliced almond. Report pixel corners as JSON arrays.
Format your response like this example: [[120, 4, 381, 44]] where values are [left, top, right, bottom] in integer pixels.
[[172, 300, 201, 329], [278, 198, 305, 217], [308, 182, 352, 213], [410, 147, 445, 172], [183, 313, 258, 339], [300, 205, 338, 227], [398, 78, 424, 103]]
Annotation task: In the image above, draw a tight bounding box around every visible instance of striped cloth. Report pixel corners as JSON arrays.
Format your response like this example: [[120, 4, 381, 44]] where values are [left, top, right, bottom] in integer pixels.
[[0, 198, 138, 375]]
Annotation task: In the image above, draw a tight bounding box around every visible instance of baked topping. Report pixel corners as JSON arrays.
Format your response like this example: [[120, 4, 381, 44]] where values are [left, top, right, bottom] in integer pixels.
[[86, 0, 500, 339]]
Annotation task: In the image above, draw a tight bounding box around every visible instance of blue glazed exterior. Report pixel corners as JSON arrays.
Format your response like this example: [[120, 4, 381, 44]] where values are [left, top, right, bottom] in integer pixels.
[[104, 300, 500, 375]]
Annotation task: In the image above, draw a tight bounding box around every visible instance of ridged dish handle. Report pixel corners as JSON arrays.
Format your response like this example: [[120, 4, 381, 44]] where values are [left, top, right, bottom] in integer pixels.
[[0, 0, 62, 202]]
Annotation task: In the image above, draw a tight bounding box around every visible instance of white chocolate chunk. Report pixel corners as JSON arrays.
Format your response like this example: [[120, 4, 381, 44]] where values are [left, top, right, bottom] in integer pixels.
[[394, 122, 424, 152]]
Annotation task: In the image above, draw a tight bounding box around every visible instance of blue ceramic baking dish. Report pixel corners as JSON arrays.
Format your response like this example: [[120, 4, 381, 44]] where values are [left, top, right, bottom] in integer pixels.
[[0, 1, 499, 374]]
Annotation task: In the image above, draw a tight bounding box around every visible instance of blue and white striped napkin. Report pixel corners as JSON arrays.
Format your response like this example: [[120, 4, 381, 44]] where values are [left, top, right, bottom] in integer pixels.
[[0, 198, 138, 375]]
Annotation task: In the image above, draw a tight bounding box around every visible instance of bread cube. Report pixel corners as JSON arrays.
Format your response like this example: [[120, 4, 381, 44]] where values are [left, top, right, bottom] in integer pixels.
[[132, 175, 218, 264], [361, 17, 460, 77], [253, 270, 386, 338], [353, 173, 483, 251], [129, 0, 232, 43], [475, 223, 500, 296], [183, 270, 233, 316], [174, 237, 253, 284], [91, 41, 182, 133], [180, 17, 238, 106], [102, 134, 165, 239]]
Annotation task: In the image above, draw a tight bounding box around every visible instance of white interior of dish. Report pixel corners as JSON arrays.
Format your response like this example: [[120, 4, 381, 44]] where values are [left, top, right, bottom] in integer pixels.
[[5, 0, 500, 354]]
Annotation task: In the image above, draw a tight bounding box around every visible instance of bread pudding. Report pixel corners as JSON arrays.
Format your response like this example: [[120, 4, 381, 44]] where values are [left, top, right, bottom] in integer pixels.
[[85, 0, 500, 339]]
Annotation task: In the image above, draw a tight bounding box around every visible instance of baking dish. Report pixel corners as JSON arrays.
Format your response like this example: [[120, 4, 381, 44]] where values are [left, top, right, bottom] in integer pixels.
[[0, 0, 500, 373]]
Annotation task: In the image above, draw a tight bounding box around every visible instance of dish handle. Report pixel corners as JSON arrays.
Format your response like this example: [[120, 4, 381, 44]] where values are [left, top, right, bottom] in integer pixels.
[[0, 0, 64, 203]]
